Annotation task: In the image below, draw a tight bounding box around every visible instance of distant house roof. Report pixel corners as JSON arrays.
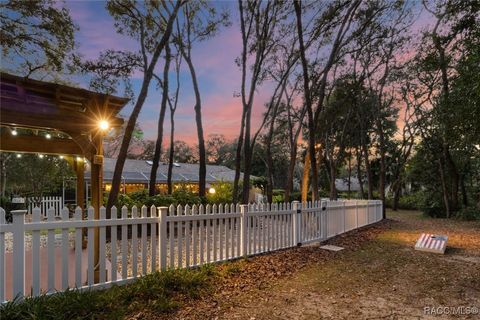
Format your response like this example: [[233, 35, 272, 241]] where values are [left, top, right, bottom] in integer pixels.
[[85, 158, 239, 184], [335, 177, 361, 192]]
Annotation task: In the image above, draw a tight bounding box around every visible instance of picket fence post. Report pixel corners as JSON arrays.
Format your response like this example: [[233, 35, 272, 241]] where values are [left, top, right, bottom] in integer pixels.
[[158, 206, 168, 270], [12, 210, 27, 300], [240, 205, 248, 257], [292, 201, 301, 246]]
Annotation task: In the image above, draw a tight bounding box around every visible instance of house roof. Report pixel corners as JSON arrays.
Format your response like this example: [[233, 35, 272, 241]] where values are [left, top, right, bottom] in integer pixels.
[[85, 158, 239, 184]]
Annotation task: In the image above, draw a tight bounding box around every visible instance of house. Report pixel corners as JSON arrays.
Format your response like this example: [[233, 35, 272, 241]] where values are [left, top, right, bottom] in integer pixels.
[[85, 158, 240, 194]]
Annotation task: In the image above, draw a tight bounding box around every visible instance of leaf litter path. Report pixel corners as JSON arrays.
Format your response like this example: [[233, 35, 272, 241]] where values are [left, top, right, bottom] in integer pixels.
[[133, 210, 480, 320]]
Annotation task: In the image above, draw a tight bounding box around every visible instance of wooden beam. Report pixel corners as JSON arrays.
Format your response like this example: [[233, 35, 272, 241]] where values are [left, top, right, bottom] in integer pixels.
[[0, 132, 84, 155], [0, 108, 123, 133]]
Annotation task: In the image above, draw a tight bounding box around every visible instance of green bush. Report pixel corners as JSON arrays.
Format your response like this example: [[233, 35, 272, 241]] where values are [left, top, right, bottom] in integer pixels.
[[0, 196, 13, 222], [171, 190, 202, 206], [455, 206, 480, 221], [206, 181, 233, 204], [0, 266, 215, 319], [113, 189, 202, 210], [399, 192, 425, 210], [145, 194, 176, 208], [385, 191, 429, 211], [289, 191, 302, 201], [272, 194, 284, 203]]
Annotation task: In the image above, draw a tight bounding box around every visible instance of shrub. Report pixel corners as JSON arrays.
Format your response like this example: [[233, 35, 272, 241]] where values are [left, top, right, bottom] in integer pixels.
[[145, 194, 176, 208], [206, 181, 233, 204], [289, 191, 302, 201], [272, 194, 284, 203], [0, 266, 216, 319], [0, 196, 13, 222], [171, 190, 201, 206], [113, 189, 202, 210], [455, 206, 480, 221], [398, 192, 425, 210], [116, 193, 136, 209]]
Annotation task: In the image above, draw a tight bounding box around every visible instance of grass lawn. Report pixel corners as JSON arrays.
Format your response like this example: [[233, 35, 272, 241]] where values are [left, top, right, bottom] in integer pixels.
[[2, 210, 479, 319]]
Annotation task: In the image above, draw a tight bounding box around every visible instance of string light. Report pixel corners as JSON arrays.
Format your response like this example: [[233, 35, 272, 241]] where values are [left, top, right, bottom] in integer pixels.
[[11, 129, 18, 136], [45, 133, 52, 139], [16, 154, 22, 158], [76, 156, 83, 162], [59, 155, 64, 159], [38, 154, 44, 159]]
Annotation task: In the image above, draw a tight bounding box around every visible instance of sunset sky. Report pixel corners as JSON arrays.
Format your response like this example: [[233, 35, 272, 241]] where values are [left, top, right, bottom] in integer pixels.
[[66, 1, 434, 145]]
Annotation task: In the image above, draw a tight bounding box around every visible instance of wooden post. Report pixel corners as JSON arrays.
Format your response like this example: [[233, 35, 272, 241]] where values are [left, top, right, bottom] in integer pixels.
[[292, 201, 301, 246], [91, 132, 104, 283], [240, 205, 248, 257], [74, 159, 85, 210], [12, 210, 27, 300], [159, 206, 168, 270]]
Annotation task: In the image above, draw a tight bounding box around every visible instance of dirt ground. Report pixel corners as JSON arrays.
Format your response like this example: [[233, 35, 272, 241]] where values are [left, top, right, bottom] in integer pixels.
[[136, 210, 480, 320]]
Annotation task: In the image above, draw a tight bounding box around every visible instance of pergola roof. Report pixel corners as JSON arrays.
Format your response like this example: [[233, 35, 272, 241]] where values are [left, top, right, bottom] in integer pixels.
[[0, 72, 129, 157]]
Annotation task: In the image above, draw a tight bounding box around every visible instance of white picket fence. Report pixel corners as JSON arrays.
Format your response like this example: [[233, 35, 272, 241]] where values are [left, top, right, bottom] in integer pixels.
[[27, 196, 64, 217], [0, 200, 382, 302]]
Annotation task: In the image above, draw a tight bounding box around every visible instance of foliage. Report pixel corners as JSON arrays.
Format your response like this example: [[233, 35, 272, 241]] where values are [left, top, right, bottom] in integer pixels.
[[0, 266, 215, 319], [251, 177, 267, 194], [114, 189, 202, 209], [206, 181, 233, 204], [0, 0, 77, 78], [162, 140, 198, 164], [455, 207, 480, 221], [1, 153, 74, 203], [386, 191, 427, 211]]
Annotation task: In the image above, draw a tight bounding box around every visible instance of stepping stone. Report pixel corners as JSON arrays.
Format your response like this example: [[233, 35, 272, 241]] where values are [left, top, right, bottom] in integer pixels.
[[414, 233, 448, 254], [320, 245, 344, 251]]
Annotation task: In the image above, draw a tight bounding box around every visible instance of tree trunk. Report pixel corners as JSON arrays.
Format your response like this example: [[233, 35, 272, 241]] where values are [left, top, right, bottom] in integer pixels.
[[356, 147, 365, 199], [444, 146, 459, 211], [376, 119, 387, 218], [266, 141, 274, 203], [347, 152, 352, 199], [284, 146, 297, 202], [106, 2, 182, 212], [362, 142, 373, 199], [329, 160, 337, 200], [460, 175, 468, 207], [233, 114, 245, 203], [294, 0, 319, 201], [181, 51, 206, 198], [392, 180, 401, 211], [301, 150, 310, 203], [167, 110, 175, 195], [265, 88, 284, 203], [149, 44, 171, 196], [241, 107, 253, 204], [438, 159, 450, 218]]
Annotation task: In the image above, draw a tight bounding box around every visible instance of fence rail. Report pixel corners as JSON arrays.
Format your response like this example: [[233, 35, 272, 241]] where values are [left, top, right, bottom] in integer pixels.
[[0, 199, 382, 302]]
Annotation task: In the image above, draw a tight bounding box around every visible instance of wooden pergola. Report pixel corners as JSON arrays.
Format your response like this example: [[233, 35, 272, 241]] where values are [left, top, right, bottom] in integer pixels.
[[0, 72, 129, 281]]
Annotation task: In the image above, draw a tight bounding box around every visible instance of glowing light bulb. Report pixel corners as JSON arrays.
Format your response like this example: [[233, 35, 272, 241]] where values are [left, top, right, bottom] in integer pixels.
[[38, 154, 44, 159], [11, 129, 18, 136], [98, 120, 109, 130], [45, 133, 51, 139], [16, 154, 22, 158]]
